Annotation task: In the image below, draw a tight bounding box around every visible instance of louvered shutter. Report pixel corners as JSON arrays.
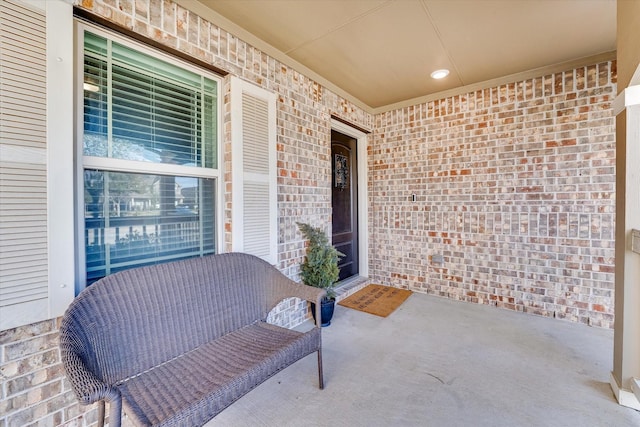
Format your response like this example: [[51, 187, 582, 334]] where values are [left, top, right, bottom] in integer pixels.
[[231, 77, 277, 264], [0, 0, 48, 329]]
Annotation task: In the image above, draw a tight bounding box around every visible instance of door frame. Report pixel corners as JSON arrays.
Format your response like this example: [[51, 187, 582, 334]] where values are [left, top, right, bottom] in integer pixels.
[[331, 119, 368, 278]]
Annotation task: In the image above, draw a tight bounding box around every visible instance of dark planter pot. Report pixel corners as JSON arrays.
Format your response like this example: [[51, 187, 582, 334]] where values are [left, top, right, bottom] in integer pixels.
[[311, 299, 336, 327]]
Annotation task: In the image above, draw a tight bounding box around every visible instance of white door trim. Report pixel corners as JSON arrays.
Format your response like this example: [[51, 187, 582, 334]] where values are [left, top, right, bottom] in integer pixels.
[[330, 119, 369, 278]]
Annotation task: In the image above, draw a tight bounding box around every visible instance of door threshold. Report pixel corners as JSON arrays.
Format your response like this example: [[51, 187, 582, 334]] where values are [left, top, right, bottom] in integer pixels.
[[335, 276, 369, 302]]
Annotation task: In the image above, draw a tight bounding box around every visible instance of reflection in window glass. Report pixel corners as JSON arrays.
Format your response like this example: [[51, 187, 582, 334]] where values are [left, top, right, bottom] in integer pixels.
[[84, 171, 215, 284]]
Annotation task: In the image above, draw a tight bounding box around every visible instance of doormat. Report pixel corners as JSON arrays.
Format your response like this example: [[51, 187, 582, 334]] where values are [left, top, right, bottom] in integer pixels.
[[338, 284, 412, 318]]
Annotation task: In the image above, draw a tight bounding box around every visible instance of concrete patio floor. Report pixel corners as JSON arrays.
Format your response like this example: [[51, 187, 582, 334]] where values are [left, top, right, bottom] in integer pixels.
[[206, 292, 640, 427]]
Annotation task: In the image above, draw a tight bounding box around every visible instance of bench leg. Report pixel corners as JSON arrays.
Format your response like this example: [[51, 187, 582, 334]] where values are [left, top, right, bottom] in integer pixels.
[[317, 348, 324, 389], [97, 398, 122, 427], [108, 397, 123, 427]]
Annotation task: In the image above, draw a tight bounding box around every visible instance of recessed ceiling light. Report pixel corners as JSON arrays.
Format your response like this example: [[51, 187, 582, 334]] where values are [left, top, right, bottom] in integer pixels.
[[430, 69, 450, 80]]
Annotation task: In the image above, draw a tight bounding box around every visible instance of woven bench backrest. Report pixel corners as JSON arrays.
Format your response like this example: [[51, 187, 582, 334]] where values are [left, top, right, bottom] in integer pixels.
[[60, 253, 282, 385]]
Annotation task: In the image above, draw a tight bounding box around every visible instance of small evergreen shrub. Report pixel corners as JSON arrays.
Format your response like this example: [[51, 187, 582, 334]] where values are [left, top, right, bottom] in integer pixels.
[[297, 222, 343, 300]]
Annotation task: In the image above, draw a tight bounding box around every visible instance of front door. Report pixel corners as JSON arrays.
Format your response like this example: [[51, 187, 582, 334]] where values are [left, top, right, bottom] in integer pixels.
[[331, 130, 358, 281]]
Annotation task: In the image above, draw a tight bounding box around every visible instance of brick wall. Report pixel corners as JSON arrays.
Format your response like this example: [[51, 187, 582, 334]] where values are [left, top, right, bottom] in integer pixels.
[[0, 319, 98, 426], [0, 0, 373, 427], [370, 62, 616, 328], [0, 0, 371, 426], [0, 0, 618, 426]]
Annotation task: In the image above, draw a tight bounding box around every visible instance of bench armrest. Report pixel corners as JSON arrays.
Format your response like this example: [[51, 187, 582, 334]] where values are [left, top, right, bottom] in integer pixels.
[[60, 343, 121, 405], [268, 273, 327, 327], [290, 282, 327, 306], [292, 282, 327, 329]]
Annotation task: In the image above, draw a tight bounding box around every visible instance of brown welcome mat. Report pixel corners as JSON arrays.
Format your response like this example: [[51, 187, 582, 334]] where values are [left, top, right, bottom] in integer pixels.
[[338, 284, 413, 318]]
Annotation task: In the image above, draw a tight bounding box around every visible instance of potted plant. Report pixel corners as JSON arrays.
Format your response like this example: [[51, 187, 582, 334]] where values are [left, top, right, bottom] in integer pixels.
[[297, 222, 343, 327]]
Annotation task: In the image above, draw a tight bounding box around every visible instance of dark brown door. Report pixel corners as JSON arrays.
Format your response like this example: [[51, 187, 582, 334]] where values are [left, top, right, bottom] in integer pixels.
[[331, 130, 358, 281]]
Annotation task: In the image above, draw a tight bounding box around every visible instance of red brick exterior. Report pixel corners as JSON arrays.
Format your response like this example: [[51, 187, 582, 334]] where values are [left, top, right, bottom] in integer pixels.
[[370, 62, 616, 327], [0, 0, 618, 425]]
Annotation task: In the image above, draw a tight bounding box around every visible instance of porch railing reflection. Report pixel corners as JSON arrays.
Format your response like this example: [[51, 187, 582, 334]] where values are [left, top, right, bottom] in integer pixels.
[[85, 214, 214, 283]]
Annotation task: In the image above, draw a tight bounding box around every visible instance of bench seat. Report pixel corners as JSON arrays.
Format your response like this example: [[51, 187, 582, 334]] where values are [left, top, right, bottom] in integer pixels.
[[119, 322, 321, 426]]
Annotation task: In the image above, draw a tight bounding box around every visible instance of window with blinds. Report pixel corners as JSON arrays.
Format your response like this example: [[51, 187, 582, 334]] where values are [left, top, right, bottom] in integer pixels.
[[231, 77, 277, 265], [79, 27, 221, 285], [0, 0, 49, 329]]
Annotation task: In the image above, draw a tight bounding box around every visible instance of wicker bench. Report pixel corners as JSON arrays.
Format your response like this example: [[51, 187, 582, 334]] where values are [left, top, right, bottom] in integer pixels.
[[59, 253, 325, 427]]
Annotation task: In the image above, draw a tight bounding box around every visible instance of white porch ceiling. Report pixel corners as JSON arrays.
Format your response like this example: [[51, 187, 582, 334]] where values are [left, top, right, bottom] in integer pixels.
[[195, 0, 616, 111]]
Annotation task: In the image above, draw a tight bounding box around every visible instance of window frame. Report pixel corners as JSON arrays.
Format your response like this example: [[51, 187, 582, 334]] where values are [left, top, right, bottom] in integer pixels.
[[74, 22, 224, 290]]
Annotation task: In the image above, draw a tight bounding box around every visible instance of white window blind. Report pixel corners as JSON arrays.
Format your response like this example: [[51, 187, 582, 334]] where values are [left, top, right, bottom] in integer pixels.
[[0, 0, 48, 330], [231, 77, 277, 264]]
